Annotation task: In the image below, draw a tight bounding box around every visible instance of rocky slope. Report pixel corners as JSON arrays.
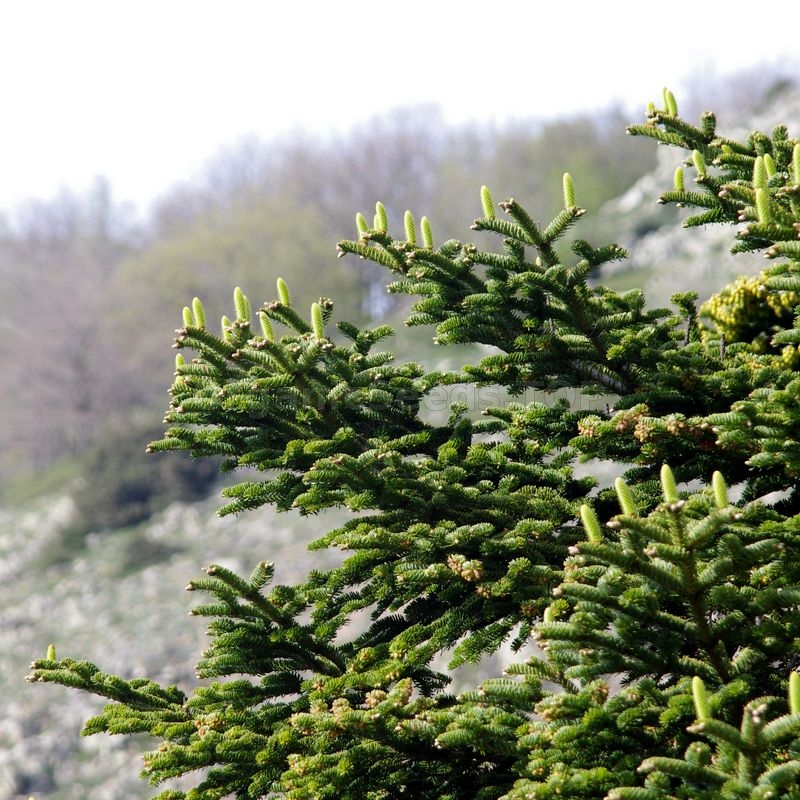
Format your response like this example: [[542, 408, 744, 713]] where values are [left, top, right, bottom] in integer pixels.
[[0, 490, 344, 799]]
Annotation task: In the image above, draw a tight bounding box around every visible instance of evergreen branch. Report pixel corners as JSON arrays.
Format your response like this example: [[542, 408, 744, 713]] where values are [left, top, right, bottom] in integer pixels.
[[497, 199, 546, 247], [542, 207, 586, 243], [626, 123, 690, 148], [337, 238, 409, 273]]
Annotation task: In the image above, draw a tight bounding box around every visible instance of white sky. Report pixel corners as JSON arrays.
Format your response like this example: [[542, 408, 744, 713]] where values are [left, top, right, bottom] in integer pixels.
[[0, 1, 796, 216]]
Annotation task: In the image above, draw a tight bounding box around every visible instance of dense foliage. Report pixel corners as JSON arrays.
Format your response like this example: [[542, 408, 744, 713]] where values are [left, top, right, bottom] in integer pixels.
[[29, 90, 800, 799]]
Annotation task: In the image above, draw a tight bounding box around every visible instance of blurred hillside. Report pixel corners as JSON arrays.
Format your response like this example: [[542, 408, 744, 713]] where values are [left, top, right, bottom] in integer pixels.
[[2, 68, 799, 798], [0, 102, 655, 503], [3, 65, 793, 505], [596, 74, 800, 305], [0, 491, 349, 797]]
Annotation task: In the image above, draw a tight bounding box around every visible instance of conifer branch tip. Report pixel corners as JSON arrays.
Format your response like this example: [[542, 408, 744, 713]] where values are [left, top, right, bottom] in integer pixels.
[[791, 672, 800, 715], [614, 478, 638, 516], [277, 277, 291, 307], [311, 302, 325, 340], [375, 201, 388, 233], [563, 173, 576, 209], [421, 216, 433, 248], [233, 287, 251, 323], [663, 87, 678, 116], [192, 297, 206, 329], [692, 676, 711, 720], [404, 210, 416, 244], [480, 185, 495, 219], [660, 464, 679, 504]]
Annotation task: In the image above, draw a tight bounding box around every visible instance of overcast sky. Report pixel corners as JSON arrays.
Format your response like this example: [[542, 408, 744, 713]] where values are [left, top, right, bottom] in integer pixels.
[[1, 1, 796, 215]]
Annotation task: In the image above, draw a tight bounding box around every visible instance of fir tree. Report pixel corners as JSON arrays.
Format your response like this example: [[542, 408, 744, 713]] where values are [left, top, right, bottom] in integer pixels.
[[29, 89, 800, 799]]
